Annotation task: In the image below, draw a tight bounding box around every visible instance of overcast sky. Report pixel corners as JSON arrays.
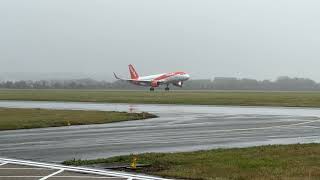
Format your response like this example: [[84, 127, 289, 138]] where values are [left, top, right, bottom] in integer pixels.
[[1, 0, 320, 81]]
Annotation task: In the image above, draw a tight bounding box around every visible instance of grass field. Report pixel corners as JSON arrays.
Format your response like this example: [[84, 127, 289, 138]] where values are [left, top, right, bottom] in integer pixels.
[[64, 143, 320, 180], [1, 89, 320, 107], [0, 108, 156, 131]]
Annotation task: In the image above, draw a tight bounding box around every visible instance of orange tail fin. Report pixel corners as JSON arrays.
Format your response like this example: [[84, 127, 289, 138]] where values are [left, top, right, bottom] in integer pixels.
[[129, 64, 139, 79]]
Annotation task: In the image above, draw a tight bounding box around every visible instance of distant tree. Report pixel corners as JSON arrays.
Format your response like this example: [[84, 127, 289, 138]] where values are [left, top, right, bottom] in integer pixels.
[[0, 76, 319, 91]]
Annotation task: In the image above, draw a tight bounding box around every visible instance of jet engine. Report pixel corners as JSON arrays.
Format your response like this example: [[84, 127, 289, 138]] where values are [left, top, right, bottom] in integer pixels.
[[151, 81, 159, 87], [173, 81, 183, 87]]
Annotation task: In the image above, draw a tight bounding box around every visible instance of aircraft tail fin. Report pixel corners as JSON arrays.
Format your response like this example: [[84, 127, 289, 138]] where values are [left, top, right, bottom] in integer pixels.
[[129, 64, 139, 79]]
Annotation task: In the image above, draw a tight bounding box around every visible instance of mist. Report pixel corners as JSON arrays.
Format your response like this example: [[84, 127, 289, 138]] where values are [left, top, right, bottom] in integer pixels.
[[1, 0, 320, 81]]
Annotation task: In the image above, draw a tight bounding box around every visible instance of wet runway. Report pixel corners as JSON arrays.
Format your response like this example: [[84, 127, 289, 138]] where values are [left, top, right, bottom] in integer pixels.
[[0, 157, 168, 180], [0, 101, 320, 162]]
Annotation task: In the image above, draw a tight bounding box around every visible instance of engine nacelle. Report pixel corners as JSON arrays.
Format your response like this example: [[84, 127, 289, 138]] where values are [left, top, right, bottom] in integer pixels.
[[151, 81, 159, 87], [173, 81, 183, 87]]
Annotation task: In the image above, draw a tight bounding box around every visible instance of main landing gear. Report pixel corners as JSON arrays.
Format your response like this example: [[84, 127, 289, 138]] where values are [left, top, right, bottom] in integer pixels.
[[149, 85, 170, 92], [165, 84, 170, 91]]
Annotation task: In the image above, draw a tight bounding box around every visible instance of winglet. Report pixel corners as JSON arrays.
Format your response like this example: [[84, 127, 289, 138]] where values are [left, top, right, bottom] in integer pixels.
[[113, 72, 121, 80]]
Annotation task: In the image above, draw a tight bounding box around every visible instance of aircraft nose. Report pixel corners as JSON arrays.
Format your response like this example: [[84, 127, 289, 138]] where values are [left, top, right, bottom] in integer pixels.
[[185, 74, 190, 79]]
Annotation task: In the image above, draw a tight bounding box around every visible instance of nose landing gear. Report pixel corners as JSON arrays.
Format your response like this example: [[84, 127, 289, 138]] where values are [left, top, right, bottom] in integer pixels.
[[150, 87, 155, 91]]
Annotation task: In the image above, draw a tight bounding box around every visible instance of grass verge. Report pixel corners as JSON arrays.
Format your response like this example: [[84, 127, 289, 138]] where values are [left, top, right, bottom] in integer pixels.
[[0, 108, 157, 131], [63, 144, 320, 180], [2, 90, 320, 107]]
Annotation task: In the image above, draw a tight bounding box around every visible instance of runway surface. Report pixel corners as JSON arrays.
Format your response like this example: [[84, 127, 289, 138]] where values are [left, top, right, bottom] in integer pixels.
[[0, 157, 169, 180], [0, 101, 320, 162]]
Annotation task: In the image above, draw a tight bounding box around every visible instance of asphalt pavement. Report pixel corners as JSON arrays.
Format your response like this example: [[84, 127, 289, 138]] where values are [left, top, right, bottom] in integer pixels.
[[0, 157, 169, 180], [0, 101, 319, 162]]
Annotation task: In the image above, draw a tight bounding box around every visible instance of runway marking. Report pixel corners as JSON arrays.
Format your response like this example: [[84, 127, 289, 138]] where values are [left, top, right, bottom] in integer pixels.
[[39, 169, 64, 180], [300, 125, 320, 129], [0, 157, 171, 180], [207, 119, 320, 133], [0, 162, 7, 166]]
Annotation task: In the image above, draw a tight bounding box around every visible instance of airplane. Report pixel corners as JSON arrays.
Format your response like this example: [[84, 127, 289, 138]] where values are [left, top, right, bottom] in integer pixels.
[[114, 64, 190, 91]]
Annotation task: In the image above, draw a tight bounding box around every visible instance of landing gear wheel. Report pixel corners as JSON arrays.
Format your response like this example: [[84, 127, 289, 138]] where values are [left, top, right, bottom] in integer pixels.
[[165, 87, 170, 91], [150, 87, 155, 91]]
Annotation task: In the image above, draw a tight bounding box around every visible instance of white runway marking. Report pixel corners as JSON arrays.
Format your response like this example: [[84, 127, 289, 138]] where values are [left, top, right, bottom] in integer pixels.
[[0, 162, 7, 166], [0, 157, 171, 180], [204, 119, 320, 133], [39, 169, 64, 180]]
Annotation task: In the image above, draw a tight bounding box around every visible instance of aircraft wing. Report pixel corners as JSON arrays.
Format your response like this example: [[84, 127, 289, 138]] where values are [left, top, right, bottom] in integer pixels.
[[113, 73, 153, 84]]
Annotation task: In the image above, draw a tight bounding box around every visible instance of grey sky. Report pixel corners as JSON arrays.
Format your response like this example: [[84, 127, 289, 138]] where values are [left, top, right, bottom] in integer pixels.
[[1, 0, 320, 81]]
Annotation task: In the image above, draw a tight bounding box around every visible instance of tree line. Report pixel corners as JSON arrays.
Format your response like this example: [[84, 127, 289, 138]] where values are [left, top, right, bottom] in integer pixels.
[[0, 76, 319, 91]]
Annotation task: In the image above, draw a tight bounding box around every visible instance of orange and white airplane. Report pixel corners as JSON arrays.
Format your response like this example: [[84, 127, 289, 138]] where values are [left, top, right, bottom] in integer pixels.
[[114, 64, 190, 91]]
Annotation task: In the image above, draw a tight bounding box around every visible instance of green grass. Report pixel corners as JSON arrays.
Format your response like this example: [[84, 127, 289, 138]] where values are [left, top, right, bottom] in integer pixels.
[[0, 108, 157, 131], [63, 144, 320, 180], [2, 89, 320, 107]]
